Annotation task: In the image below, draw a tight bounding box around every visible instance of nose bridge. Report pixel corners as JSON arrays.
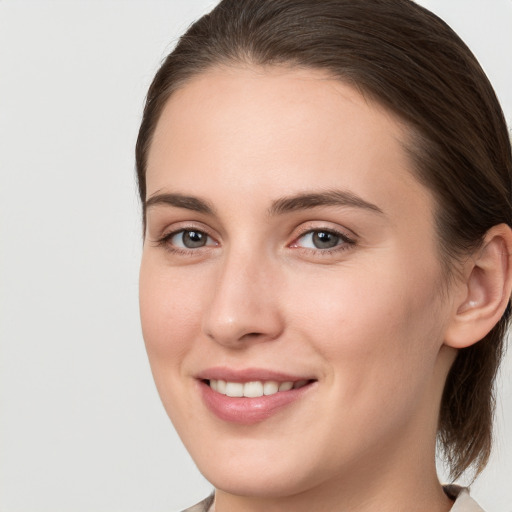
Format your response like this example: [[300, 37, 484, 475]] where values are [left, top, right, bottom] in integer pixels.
[[202, 244, 282, 347]]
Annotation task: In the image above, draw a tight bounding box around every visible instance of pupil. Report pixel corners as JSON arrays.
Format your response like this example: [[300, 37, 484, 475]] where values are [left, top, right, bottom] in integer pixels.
[[183, 230, 206, 248], [313, 231, 339, 249]]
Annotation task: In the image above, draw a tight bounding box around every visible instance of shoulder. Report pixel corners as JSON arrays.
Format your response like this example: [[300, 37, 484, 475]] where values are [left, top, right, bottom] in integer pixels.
[[445, 485, 486, 512]]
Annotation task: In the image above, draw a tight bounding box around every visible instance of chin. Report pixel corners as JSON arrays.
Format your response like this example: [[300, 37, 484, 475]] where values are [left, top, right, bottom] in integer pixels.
[[202, 463, 315, 499], [184, 433, 332, 499]]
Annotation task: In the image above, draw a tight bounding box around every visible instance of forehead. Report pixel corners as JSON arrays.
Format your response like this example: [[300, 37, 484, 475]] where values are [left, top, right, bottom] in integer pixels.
[[149, 65, 408, 169], [146, 65, 432, 219]]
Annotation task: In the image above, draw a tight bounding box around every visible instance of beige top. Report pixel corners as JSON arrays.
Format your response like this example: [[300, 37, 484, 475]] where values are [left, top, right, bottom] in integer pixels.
[[181, 486, 485, 512], [445, 486, 485, 512]]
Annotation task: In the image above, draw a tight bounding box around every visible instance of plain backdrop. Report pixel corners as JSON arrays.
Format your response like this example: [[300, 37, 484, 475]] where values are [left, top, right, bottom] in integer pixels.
[[1, 1, 511, 511]]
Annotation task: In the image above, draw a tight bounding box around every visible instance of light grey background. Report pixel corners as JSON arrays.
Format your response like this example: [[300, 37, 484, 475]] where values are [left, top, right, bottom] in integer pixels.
[[0, 1, 511, 511]]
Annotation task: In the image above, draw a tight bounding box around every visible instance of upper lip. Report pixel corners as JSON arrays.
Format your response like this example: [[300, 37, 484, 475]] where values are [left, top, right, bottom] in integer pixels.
[[196, 367, 316, 383]]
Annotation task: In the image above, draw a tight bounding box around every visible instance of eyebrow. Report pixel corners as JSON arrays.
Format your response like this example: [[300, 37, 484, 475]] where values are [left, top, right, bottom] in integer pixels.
[[144, 189, 384, 217], [145, 192, 215, 215], [268, 190, 384, 216]]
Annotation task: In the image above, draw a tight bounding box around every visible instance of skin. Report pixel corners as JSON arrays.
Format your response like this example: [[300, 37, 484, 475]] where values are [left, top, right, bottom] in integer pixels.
[[139, 66, 461, 511]]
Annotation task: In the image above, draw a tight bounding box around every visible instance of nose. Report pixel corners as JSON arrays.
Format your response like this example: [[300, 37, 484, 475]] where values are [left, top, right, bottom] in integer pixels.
[[201, 250, 284, 348]]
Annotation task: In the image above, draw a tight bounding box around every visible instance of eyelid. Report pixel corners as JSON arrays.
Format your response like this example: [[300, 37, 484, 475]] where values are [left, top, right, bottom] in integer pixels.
[[152, 219, 216, 240], [150, 222, 220, 253], [288, 224, 357, 254], [149, 219, 357, 256], [170, 229, 217, 249], [290, 222, 357, 244]]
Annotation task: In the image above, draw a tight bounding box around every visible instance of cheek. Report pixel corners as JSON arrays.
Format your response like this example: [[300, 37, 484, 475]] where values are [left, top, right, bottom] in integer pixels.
[[295, 263, 441, 344], [139, 254, 205, 368], [291, 271, 446, 465], [138, 255, 211, 431], [290, 260, 446, 403]]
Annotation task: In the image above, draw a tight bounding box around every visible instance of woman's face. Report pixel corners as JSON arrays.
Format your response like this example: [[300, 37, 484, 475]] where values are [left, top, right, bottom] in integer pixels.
[[140, 67, 455, 498]]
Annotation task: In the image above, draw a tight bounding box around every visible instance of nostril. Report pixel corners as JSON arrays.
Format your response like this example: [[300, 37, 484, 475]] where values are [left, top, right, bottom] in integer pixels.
[[202, 299, 284, 346], [226, 332, 266, 344]]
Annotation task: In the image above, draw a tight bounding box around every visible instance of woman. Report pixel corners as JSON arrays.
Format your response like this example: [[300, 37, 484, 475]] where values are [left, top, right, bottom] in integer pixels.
[[136, 1, 512, 510]]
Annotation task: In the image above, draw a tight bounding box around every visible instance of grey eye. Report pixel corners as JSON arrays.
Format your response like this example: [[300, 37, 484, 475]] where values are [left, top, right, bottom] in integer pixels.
[[171, 230, 209, 249], [297, 230, 342, 249], [311, 231, 341, 249]]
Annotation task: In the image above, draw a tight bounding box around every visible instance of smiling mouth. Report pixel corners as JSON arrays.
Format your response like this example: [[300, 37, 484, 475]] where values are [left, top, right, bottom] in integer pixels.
[[206, 379, 313, 398]]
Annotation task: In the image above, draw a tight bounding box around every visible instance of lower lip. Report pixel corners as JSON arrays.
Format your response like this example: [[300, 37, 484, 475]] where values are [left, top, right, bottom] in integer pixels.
[[199, 380, 315, 425]]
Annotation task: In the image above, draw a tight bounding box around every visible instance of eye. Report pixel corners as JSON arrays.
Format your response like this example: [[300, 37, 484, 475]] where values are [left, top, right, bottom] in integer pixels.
[[292, 229, 353, 250], [169, 229, 215, 249]]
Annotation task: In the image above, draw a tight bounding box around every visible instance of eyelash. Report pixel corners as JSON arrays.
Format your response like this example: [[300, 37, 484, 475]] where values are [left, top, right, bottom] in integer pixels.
[[153, 227, 218, 256], [290, 227, 356, 255], [153, 226, 356, 256]]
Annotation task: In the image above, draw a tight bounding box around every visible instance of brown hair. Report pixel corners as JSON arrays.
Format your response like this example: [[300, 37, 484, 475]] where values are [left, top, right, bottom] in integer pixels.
[[136, 0, 512, 479]]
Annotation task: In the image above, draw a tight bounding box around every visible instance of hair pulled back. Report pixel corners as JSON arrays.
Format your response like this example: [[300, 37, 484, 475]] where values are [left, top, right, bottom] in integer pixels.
[[136, 0, 512, 480]]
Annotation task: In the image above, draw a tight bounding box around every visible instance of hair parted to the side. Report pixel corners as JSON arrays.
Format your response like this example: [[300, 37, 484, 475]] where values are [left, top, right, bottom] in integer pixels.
[[136, 0, 512, 480]]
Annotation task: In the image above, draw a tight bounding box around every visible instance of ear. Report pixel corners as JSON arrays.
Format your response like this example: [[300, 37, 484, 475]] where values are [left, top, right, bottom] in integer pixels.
[[444, 223, 512, 349]]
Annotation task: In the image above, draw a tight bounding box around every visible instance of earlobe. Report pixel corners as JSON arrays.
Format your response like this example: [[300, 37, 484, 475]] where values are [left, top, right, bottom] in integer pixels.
[[444, 223, 512, 349]]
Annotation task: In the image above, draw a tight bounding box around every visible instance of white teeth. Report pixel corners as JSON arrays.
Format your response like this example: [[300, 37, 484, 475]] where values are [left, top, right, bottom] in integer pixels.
[[278, 381, 294, 392], [243, 381, 263, 397], [263, 381, 279, 395], [225, 382, 244, 397], [217, 379, 226, 394], [208, 379, 306, 397]]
